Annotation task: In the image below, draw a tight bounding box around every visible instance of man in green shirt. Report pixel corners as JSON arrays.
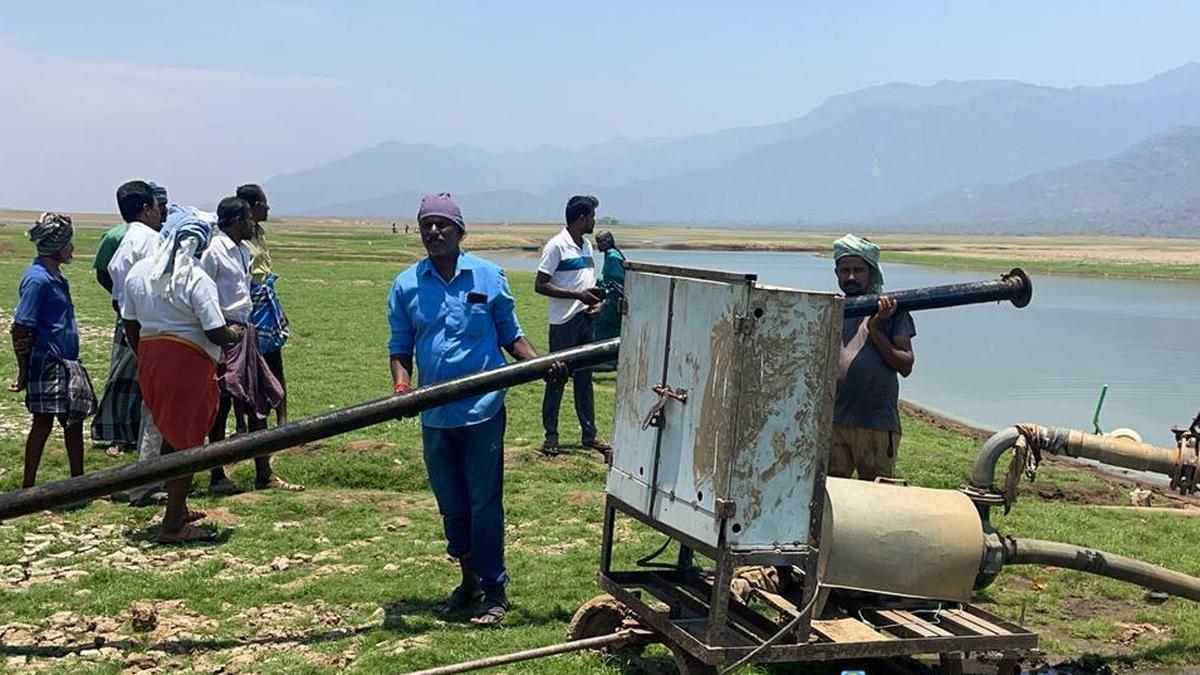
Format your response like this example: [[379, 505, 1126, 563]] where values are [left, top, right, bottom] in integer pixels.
[[93, 222, 128, 297]]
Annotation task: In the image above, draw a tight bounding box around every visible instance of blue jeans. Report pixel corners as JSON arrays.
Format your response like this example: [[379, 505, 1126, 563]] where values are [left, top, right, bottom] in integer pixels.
[[541, 312, 597, 441], [421, 407, 508, 596]]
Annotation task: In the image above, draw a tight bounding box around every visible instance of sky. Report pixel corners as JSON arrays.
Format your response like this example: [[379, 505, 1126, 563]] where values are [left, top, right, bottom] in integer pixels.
[[2, 0, 1200, 212]]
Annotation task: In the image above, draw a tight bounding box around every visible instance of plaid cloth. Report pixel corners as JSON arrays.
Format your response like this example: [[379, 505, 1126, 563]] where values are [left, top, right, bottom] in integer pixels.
[[90, 322, 142, 445], [250, 274, 290, 355], [219, 324, 284, 420], [26, 347, 96, 422], [64, 360, 97, 421]]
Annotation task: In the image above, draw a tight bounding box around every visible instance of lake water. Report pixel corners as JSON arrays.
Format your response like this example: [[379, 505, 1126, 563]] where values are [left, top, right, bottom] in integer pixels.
[[488, 248, 1199, 448]]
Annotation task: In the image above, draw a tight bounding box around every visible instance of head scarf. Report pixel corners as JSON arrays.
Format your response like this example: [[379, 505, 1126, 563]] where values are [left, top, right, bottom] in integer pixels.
[[149, 213, 215, 304], [159, 204, 217, 242], [417, 193, 465, 231], [148, 181, 168, 206], [596, 230, 624, 260], [833, 234, 884, 294], [27, 212, 74, 258]]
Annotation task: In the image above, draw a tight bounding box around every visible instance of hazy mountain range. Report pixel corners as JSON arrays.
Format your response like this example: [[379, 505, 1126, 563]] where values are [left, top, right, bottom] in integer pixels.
[[265, 63, 1200, 234]]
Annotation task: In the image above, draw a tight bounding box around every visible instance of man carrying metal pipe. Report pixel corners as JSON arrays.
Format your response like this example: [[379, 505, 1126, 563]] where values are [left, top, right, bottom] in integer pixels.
[[388, 193, 567, 626], [830, 234, 915, 481]]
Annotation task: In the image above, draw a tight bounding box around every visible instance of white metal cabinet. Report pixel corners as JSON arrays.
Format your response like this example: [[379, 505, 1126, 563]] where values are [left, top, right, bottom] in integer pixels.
[[606, 264, 842, 554]]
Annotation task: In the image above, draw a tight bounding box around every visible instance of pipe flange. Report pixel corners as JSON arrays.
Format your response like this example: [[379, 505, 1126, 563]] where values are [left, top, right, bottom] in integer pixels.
[[960, 484, 1006, 506]]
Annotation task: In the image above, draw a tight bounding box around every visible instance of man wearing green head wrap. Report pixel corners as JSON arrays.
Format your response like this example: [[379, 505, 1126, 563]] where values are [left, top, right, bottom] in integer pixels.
[[831, 234, 915, 481]]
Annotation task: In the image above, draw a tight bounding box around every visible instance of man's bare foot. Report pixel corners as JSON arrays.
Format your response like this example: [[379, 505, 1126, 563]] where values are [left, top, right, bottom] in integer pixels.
[[129, 489, 169, 507], [208, 478, 244, 496], [255, 475, 304, 492], [104, 444, 124, 458], [154, 523, 215, 544]]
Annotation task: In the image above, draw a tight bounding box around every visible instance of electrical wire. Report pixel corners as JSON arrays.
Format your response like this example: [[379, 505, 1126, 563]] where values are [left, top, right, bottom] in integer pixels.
[[717, 571, 822, 675], [635, 535, 680, 570]]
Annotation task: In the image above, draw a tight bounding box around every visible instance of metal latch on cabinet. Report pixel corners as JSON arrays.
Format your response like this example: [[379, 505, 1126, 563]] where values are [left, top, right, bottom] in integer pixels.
[[640, 384, 688, 430], [735, 313, 757, 334]]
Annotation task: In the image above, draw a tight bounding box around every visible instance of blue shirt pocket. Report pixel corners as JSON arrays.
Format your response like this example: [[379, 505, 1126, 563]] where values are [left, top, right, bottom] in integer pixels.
[[463, 300, 490, 337]]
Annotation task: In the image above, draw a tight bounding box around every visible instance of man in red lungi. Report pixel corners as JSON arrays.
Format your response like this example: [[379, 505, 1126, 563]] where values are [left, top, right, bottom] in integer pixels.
[[121, 216, 243, 543]]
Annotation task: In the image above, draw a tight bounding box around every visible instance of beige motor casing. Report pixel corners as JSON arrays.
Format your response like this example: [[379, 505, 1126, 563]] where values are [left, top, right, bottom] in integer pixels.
[[818, 478, 985, 602]]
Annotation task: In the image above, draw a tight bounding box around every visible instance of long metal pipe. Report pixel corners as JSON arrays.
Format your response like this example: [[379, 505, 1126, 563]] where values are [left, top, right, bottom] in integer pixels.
[[843, 268, 1032, 318], [1003, 537, 1200, 602], [969, 424, 1194, 493], [0, 339, 620, 520], [405, 630, 634, 675], [0, 269, 1034, 520], [1051, 427, 1190, 476]]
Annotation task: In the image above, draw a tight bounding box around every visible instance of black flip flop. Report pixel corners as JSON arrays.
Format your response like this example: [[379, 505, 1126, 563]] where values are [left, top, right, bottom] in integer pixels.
[[438, 585, 484, 615]]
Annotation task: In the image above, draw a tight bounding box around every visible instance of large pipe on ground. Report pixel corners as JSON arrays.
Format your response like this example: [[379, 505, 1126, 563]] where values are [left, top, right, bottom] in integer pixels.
[[969, 424, 1198, 495], [815, 481, 1200, 603], [1002, 537, 1200, 603], [842, 268, 1032, 318], [0, 339, 621, 520]]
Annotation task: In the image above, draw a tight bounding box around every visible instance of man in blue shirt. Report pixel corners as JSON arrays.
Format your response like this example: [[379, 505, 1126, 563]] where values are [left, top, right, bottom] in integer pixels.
[[10, 213, 94, 488], [388, 193, 564, 626]]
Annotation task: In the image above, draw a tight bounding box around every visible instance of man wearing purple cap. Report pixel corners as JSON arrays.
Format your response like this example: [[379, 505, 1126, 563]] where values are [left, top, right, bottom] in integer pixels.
[[388, 193, 565, 625]]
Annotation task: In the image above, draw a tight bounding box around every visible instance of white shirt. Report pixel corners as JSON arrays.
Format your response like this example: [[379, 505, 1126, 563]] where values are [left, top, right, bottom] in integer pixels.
[[120, 257, 227, 360], [537, 228, 596, 325], [108, 222, 160, 311], [199, 231, 253, 323]]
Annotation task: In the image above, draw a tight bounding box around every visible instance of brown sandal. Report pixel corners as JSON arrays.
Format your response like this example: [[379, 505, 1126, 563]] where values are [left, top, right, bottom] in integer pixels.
[[154, 523, 216, 544], [470, 596, 510, 626]]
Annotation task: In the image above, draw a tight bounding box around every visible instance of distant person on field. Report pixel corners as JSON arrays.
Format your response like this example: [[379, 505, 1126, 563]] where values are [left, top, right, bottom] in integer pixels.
[[92, 182, 168, 457], [534, 195, 610, 456], [392, 222, 397, 235], [121, 216, 244, 543], [830, 234, 915, 481], [201, 197, 284, 495], [237, 183, 302, 491], [11, 213, 96, 487], [593, 230, 625, 342], [388, 193, 565, 625]]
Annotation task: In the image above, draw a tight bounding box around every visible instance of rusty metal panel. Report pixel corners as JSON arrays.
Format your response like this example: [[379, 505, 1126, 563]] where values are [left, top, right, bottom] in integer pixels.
[[726, 284, 842, 551], [818, 478, 985, 602], [607, 271, 674, 512]]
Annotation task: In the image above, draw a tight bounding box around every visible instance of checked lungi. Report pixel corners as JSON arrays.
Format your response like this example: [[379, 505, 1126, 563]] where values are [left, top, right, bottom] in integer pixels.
[[26, 346, 97, 424], [90, 321, 142, 446], [249, 274, 289, 355]]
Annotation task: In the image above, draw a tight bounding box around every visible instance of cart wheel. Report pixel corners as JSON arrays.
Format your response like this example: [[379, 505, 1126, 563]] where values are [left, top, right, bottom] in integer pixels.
[[568, 594, 630, 641], [568, 593, 649, 664]]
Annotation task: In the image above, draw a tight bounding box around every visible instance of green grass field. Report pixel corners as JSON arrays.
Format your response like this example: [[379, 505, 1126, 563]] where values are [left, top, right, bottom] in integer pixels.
[[0, 225, 1198, 673]]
